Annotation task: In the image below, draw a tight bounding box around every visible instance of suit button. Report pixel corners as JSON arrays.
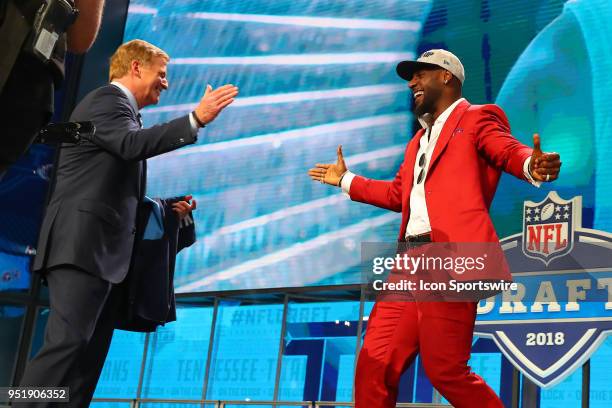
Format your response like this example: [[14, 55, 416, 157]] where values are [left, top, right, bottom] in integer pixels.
[[132, 228, 137, 235]]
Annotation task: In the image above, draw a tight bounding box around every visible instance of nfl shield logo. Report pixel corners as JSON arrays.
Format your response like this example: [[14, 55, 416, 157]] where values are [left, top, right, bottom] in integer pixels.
[[522, 192, 581, 266], [476, 192, 612, 388]]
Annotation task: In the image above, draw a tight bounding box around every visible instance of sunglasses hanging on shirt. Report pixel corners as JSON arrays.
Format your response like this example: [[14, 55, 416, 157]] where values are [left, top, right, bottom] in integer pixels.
[[416, 126, 432, 184], [417, 152, 427, 184]]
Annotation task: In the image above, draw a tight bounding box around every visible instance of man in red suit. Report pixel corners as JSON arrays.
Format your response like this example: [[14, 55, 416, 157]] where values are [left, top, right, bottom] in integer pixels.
[[308, 49, 561, 408]]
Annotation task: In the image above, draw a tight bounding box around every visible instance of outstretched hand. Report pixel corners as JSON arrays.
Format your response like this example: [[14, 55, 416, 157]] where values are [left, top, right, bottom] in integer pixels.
[[172, 195, 197, 220], [194, 84, 239, 126], [308, 145, 348, 186], [529, 133, 561, 182]]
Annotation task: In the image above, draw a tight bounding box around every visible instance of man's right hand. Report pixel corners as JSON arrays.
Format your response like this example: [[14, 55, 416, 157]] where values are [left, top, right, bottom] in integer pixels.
[[308, 145, 348, 186], [194, 84, 239, 125], [172, 195, 197, 220], [528, 133, 561, 182]]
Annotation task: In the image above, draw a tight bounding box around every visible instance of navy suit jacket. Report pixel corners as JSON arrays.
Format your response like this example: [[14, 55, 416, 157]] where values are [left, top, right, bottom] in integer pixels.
[[33, 84, 196, 283], [116, 197, 196, 332]]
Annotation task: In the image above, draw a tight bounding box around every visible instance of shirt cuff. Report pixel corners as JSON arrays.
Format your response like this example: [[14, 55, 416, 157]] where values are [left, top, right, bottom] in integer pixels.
[[340, 171, 356, 197], [523, 157, 542, 187], [189, 112, 201, 136]]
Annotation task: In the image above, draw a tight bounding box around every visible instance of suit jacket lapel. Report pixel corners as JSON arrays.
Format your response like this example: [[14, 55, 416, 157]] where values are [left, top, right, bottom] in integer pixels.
[[137, 113, 146, 200], [404, 128, 426, 181], [427, 100, 470, 174], [139, 160, 147, 200], [108, 86, 145, 200], [128, 101, 145, 200]]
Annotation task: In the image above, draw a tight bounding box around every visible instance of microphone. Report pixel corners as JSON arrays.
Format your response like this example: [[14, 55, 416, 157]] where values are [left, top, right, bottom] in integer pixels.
[[35, 121, 95, 144]]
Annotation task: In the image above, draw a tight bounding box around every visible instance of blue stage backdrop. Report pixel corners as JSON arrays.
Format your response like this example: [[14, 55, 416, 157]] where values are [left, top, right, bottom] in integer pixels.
[[125, 0, 429, 292], [119, 0, 611, 294]]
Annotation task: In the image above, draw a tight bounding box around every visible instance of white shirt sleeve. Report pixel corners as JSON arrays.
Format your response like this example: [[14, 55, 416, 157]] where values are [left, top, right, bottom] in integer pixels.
[[189, 112, 201, 136], [523, 156, 542, 187], [340, 171, 356, 197]]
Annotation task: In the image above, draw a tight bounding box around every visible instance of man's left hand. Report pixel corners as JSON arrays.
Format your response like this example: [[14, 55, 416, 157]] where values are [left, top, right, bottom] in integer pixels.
[[529, 133, 561, 182], [172, 195, 197, 219]]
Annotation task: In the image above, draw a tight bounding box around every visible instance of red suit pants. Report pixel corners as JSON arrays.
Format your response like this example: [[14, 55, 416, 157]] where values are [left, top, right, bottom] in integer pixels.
[[355, 301, 504, 408]]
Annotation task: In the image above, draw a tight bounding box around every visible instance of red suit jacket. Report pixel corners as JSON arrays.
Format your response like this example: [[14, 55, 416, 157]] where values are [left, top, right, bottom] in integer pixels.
[[350, 100, 532, 267]]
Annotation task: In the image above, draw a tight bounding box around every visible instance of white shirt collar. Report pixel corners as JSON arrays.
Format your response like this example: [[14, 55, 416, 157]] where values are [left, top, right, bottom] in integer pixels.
[[110, 81, 139, 114], [417, 97, 465, 129]]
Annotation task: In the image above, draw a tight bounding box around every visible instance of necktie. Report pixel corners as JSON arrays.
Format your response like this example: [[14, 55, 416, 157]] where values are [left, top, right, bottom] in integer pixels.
[[136, 112, 146, 198]]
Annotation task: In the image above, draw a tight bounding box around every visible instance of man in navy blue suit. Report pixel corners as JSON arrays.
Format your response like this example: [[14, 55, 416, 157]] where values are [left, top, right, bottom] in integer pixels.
[[17, 39, 238, 407]]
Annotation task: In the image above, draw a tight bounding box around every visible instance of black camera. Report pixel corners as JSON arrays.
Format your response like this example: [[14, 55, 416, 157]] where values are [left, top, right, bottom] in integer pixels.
[[0, 0, 78, 92], [24, 0, 79, 63], [36, 121, 95, 144]]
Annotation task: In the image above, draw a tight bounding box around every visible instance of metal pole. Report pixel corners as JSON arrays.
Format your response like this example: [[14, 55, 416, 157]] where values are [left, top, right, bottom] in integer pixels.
[[511, 367, 520, 408], [273, 295, 289, 401], [202, 298, 219, 400], [11, 274, 43, 385], [135, 332, 150, 399], [582, 359, 590, 408], [352, 285, 366, 402], [521, 375, 539, 408]]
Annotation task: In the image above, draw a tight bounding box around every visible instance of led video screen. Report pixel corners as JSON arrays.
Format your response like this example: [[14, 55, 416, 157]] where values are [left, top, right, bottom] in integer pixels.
[[125, 0, 431, 292], [119, 0, 612, 293]]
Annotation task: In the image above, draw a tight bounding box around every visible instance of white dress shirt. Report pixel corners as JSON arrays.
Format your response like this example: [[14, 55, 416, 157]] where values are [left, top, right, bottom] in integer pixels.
[[405, 97, 466, 236], [341, 98, 539, 239]]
